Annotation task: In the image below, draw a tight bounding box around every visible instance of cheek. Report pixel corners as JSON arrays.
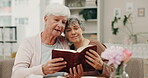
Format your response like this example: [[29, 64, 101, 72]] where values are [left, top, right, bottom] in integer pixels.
[[60, 28, 65, 33], [46, 21, 52, 27], [66, 33, 73, 40], [65, 33, 70, 38], [79, 30, 83, 35], [62, 26, 65, 30]]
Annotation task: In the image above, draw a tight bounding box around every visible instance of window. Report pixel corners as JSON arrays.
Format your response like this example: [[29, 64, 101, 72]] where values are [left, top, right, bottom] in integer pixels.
[[0, 16, 11, 25], [15, 17, 28, 25], [0, 0, 11, 13], [15, 0, 29, 5]]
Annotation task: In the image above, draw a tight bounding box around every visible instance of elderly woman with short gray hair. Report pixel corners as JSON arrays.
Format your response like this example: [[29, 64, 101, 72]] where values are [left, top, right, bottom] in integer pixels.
[[11, 3, 72, 78]]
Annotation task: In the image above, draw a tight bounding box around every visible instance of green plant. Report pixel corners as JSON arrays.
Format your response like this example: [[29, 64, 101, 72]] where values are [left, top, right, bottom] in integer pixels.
[[111, 14, 134, 36], [112, 14, 148, 43], [79, 9, 97, 21]]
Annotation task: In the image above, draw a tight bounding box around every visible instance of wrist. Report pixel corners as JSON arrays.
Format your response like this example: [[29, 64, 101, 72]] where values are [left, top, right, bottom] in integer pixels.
[[64, 72, 69, 78], [96, 62, 104, 71], [42, 64, 47, 75], [100, 62, 104, 70], [97, 62, 104, 74]]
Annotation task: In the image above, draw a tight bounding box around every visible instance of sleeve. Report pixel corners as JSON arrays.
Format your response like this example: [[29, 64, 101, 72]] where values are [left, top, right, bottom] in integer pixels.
[[98, 62, 114, 77], [89, 40, 114, 77], [11, 39, 45, 78]]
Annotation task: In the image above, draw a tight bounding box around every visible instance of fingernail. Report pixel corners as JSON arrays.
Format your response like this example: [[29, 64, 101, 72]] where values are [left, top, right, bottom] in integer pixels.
[[60, 58, 64, 60]]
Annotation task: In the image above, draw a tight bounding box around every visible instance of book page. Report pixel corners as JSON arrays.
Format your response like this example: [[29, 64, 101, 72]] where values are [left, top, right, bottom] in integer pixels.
[[77, 45, 93, 52], [53, 49, 77, 53]]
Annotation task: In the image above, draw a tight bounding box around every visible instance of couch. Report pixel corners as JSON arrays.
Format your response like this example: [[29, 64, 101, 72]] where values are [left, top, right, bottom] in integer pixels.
[[126, 58, 144, 78], [0, 58, 144, 78], [0, 58, 14, 78]]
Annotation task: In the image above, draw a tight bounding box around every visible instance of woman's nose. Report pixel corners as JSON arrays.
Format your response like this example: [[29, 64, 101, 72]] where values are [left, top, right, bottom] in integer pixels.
[[57, 21, 64, 27], [71, 29, 76, 34]]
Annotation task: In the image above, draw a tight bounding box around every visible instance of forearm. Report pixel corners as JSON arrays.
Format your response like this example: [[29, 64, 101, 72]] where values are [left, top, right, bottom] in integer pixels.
[[99, 62, 114, 77], [11, 64, 44, 78]]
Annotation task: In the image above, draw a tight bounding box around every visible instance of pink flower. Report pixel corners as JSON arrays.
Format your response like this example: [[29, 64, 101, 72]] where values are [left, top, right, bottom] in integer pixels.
[[123, 49, 132, 63], [101, 46, 132, 68]]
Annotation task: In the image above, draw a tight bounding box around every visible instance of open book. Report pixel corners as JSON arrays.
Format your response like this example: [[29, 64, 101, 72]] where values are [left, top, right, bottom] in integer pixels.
[[52, 45, 97, 73]]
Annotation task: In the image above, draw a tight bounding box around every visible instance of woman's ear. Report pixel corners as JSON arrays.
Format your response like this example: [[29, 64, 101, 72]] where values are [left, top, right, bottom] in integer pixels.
[[44, 16, 48, 22]]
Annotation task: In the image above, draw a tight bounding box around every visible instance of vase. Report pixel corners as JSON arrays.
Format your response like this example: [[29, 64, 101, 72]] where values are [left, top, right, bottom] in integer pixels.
[[110, 65, 129, 78], [129, 34, 137, 44], [110, 73, 122, 78]]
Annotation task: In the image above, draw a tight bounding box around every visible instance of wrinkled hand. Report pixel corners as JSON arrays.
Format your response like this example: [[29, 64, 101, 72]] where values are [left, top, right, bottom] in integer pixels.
[[42, 58, 67, 75], [85, 49, 104, 70], [69, 64, 84, 78]]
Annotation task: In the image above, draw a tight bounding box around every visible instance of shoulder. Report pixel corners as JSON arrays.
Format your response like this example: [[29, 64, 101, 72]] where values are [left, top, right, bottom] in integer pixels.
[[20, 34, 40, 47], [89, 40, 102, 46], [57, 36, 67, 42], [89, 40, 106, 52]]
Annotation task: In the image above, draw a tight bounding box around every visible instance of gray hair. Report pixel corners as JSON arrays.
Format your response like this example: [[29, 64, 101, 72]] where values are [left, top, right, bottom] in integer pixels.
[[44, 3, 70, 17], [65, 15, 85, 31]]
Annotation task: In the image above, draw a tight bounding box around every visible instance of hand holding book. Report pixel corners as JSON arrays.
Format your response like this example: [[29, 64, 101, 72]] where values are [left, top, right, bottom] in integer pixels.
[[69, 64, 84, 78], [85, 49, 104, 71], [52, 45, 97, 73], [42, 58, 67, 75]]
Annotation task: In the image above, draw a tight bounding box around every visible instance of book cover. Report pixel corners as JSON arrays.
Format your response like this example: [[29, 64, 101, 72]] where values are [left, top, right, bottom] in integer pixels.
[[52, 45, 97, 73]]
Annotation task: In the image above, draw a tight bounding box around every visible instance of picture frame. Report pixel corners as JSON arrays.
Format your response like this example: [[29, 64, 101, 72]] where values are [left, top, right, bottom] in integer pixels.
[[138, 8, 145, 17], [126, 3, 134, 13], [113, 8, 121, 17]]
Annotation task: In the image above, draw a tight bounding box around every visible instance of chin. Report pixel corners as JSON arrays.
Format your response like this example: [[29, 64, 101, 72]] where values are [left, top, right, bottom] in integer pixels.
[[53, 33, 61, 37], [71, 40, 79, 43], [52, 32, 61, 36]]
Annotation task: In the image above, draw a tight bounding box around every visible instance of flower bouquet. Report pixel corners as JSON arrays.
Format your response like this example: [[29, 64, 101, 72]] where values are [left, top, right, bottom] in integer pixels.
[[111, 13, 138, 44], [111, 14, 134, 36], [101, 46, 132, 78]]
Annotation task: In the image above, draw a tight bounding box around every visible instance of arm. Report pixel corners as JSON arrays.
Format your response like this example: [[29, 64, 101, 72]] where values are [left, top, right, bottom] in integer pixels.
[[11, 40, 44, 78], [11, 39, 67, 78], [85, 49, 114, 77]]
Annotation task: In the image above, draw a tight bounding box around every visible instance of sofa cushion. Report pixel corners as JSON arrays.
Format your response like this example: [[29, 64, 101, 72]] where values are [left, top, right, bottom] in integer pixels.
[[0, 59, 14, 78], [0, 58, 144, 78], [126, 58, 144, 78]]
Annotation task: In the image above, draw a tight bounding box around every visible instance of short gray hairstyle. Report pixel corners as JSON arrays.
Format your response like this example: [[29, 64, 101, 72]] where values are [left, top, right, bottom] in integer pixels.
[[44, 3, 70, 17], [65, 15, 85, 31]]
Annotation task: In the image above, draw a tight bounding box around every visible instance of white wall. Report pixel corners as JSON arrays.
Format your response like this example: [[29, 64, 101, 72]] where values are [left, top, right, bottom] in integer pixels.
[[12, 0, 41, 44], [103, 0, 148, 43]]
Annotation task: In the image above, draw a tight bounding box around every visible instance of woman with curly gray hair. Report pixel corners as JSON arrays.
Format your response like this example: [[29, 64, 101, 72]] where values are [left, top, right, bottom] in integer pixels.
[[64, 16, 114, 78]]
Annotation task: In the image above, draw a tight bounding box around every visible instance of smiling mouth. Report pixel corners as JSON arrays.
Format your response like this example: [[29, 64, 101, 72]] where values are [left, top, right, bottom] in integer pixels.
[[71, 36, 77, 39], [54, 29, 61, 32]]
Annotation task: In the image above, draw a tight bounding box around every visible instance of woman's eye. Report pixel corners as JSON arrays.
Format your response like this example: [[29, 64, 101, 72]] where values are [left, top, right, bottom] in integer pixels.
[[74, 28, 79, 30], [54, 19, 59, 22], [62, 21, 66, 24], [66, 29, 71, 32]]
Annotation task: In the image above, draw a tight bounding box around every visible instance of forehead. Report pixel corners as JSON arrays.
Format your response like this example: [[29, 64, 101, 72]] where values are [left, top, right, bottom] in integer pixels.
[[66, 22, 80, 29], [48, 15, 67, 20], [68, 20, 79, 26]]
